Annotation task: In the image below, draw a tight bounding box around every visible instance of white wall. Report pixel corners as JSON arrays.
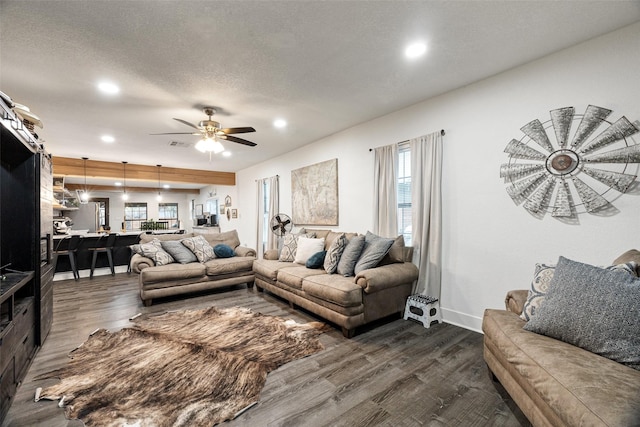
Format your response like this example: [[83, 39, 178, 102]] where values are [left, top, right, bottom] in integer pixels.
[[235, 22, 640, 332]]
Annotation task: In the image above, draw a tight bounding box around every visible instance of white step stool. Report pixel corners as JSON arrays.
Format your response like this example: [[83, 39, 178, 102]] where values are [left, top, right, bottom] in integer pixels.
[[403, 294, 442, 328]]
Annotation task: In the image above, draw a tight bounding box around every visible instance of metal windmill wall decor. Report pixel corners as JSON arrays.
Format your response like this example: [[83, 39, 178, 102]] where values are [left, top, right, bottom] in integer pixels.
[[501, 105, 640, 219]]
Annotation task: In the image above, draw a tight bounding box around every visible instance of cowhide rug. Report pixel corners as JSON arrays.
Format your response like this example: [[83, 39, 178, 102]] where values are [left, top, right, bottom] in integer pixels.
[[35, 306, 326, 426]]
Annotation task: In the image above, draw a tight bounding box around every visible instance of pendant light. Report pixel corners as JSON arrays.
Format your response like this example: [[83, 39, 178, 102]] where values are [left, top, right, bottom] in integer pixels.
[[79, 157, 90, 203], [122, 161, 129, 201], [156, 164, 162, 202]]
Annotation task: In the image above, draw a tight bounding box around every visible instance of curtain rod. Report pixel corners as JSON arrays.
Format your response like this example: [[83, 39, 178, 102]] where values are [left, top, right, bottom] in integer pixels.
[[369, 129, 445, 151], [255, 174, 279, 182]]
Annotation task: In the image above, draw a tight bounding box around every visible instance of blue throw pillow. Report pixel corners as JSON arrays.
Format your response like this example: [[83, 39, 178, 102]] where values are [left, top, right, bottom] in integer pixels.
[[306, 251, 327, 269], [213, 244, 235, 258]]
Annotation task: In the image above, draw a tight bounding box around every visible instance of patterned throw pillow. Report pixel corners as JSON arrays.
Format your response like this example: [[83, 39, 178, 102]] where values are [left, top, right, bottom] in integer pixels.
[[336, 235, 365, 277], [324, 233, 347, 274], [278, 233, 315, 262], [354, 231, 395, 275], [181, 235, 215, 263], [131, 238, 175, 266], [521, 260, 638, 321], [523, 256, 640, 370]]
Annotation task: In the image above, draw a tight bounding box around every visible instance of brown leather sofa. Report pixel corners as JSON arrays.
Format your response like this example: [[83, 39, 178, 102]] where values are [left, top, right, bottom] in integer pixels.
[[130, 230, 256, 306], [483, 290, 640, 426], [252, 229, 419, 338]]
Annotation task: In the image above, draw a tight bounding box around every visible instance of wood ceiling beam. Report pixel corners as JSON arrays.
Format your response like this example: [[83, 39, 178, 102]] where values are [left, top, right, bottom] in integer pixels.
[[52, 157, 235, 186], [65, 183, 197, 194]]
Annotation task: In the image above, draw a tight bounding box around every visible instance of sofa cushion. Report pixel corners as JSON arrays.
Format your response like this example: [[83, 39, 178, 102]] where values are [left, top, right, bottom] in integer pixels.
[[213, 244, 235, 258], [204, 256, 255, 276], [277, 265, 327, 290], [140, 262, 206, 285], [354, 231, 394, 275], [302, 274, 362, 307], [252, 259, 297, 281], [324, 233, 347, 274], [203, 229, 241, 250], [294, 237, 325, 264], [483, 308, 640, 426], [336, 235, 365, 277], [131, 239, 174, 266], [139, 232, 195, 244], [181, 235, 215, 263], [524, 256, 640, 370], [306, 251, 327, 269], [160, 240, 198, 264]]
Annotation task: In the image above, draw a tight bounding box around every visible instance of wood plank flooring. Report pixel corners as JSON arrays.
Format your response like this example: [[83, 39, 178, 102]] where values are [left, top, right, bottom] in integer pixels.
[[2, 273, 530, 427]]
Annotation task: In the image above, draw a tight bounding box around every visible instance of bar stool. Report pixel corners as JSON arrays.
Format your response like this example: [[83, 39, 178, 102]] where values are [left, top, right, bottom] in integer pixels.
[[88, 233, 117, 278], [54, 235, 81, 280]]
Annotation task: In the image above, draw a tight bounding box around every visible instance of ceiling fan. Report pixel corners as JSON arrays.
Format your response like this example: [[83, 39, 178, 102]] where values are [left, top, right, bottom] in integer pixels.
[[151, 107, 257, 154]]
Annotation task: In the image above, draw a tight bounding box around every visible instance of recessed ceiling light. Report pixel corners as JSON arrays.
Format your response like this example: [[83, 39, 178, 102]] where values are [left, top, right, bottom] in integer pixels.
[[97, 81, 120, 95], [114, 181, 122, 187], [163, 184, 170, 189], [101, 135, 115, 143], [273, 119, 287, 129], [222, 151, 232, 157], [405, 42, 427, 59]]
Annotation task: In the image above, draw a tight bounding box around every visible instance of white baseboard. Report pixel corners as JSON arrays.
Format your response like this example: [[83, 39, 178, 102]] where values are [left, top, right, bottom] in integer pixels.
[[53, 265, 129, 281], [441, 307, 483, 334]]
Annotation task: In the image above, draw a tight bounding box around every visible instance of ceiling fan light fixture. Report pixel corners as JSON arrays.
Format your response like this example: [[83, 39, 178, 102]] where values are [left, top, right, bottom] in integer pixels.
[[195, 137, 224, 154]]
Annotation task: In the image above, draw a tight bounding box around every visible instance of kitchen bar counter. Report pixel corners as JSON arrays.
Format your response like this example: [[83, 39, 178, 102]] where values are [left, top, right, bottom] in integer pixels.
[[53, 230, 186, 277]]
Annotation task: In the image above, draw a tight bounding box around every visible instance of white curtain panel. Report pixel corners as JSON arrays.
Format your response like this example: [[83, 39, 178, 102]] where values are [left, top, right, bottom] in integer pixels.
[[373, 144, 398, 238], [410, 131, 443, 298], [267, 175, 279, 252], [255, 178, 266, 259]]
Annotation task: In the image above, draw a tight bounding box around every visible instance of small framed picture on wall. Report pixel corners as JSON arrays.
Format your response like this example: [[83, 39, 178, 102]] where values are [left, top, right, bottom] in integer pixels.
[[231, 209, 238, 219]]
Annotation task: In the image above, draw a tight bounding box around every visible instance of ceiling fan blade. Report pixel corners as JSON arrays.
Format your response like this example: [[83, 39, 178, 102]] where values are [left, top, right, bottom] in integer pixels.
[[173, 118, 201, 130], [220, 127, 256, 134], [220, 134, 257, 147], [150, 132, 200, 135]]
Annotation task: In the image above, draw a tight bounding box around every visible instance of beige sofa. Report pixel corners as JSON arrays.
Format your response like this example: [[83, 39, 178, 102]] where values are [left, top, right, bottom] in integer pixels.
[[252, 229, 419, 338], [130, 230, 256, 306], [483, 290, 640, 426]]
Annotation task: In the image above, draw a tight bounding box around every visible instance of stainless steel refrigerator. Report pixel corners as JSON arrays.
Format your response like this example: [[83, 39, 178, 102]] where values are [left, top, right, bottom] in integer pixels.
[[68, 202, 100, 232]]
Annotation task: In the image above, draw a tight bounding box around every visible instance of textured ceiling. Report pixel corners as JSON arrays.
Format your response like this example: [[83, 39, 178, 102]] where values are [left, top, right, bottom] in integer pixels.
[[2, 1, 639, 188]]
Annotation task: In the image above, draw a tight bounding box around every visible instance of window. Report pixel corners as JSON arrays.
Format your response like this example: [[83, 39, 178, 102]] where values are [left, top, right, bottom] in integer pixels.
[[398, 143, 412, 246], [124, 202, 147, 231], [158, 203, 179, 228]]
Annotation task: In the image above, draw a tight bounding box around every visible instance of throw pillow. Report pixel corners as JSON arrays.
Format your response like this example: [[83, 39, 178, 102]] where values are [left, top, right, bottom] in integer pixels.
[[354, 231, 394, 275], [160, 240, 198, 264], [181, 235, 215, 263], [378, 235, 405, 266], [612, 249, 640, 275], [336, 235, 365, 277], [294, 237, 325, 264], [523, 256, 640, 370], [306, 251, 327, 269], [134, 238, 175, 266], [213, 244, 235, 258], [324, 233, 347, 274], [278, 232, 315, 262], [520, 261, 639, 321]]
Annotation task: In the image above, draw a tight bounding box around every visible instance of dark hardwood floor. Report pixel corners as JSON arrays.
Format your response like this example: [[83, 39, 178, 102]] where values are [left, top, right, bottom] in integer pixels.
[[3, 273, 530, 427]]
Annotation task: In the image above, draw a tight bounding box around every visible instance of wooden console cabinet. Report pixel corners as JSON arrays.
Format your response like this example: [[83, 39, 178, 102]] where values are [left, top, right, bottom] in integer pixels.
[[0, 96, 53, 422]]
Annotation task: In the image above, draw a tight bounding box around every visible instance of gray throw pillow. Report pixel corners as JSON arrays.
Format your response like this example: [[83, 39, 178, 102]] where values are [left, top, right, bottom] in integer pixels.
[[354, 231, 394, 275], [524, 256, 640, 370], [336, 235, 365, 277], [161, 240, 198, 264], [324, 233, 347, 274]]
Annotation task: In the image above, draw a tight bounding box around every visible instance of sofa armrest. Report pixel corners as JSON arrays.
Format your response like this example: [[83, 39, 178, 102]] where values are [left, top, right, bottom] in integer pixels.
[[263, 249, 279, 260], [505, 290, 528, 315], [355, 262, 419, 294], [234, 246, 256, 257], [130, 253, 154, 274]]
